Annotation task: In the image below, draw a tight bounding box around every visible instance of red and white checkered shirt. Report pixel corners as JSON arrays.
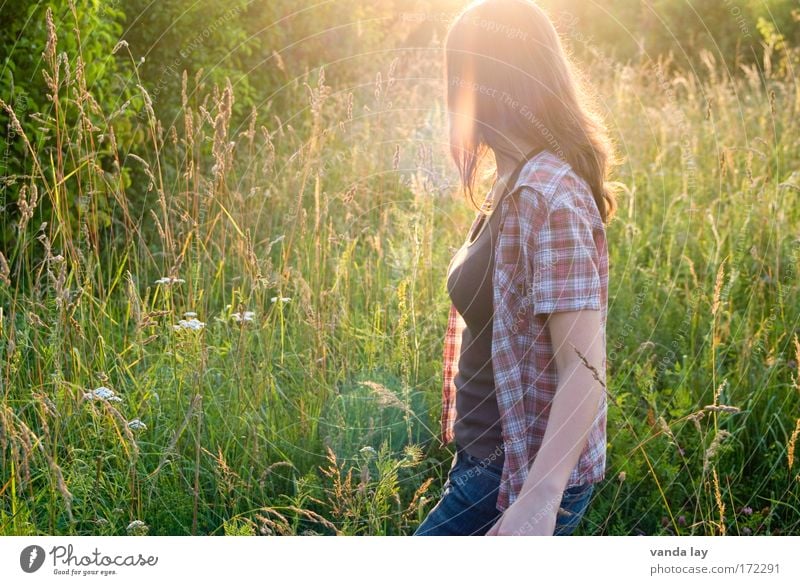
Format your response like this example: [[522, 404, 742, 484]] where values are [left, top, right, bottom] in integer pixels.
[[440, 149, 608, 512]]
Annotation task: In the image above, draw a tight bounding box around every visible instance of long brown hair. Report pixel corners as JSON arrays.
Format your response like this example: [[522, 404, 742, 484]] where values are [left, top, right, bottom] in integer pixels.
[[444, 0, 618, 222]]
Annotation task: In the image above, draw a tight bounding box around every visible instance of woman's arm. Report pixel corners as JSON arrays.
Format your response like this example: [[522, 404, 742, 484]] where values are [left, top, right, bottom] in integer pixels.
[[487, 308, 605, 535], [518, 308, 605, 497]]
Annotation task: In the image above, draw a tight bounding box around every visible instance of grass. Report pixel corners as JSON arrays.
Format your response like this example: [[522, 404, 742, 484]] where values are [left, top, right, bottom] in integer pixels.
[[1, 9, 799, 536]]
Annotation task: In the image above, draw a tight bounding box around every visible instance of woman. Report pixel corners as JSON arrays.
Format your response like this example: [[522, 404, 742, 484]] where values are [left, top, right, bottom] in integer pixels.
[[414, 0, 617, 536]]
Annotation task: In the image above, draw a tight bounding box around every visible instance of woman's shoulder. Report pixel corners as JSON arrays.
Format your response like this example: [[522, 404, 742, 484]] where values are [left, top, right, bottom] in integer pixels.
[[510, 151, 600, 226], [514, 149, 573, 201]]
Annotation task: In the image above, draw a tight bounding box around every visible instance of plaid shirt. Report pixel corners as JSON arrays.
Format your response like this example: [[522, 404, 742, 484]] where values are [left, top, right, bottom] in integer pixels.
[[440, 150, 608, 512]]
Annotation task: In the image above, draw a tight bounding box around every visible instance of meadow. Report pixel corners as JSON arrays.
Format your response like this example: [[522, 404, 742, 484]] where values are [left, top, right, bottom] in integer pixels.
[[1, 5, 800, 536]]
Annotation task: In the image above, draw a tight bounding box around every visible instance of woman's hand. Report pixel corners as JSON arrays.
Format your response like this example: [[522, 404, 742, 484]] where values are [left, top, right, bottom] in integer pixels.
[[485, 491, 559, 536]]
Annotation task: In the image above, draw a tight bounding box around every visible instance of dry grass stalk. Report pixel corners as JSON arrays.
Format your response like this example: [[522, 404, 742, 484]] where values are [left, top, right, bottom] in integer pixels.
[[360, 380, 413, 414], [788, 418, 800, 470], [711, 261, 725, 316], [703, 429, 732, 473], [711, 467, 726, 535]]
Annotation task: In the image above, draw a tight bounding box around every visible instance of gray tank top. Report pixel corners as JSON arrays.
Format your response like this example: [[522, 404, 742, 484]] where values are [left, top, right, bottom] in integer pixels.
[[446, 194, 506, 466]]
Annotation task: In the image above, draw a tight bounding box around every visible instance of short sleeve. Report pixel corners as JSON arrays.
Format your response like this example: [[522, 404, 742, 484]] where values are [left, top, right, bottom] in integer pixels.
[[530, 198, 602, 315]]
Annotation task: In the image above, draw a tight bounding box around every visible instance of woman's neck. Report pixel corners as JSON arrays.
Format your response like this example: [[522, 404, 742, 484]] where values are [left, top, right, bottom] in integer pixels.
[[493, 141, 541, 183]]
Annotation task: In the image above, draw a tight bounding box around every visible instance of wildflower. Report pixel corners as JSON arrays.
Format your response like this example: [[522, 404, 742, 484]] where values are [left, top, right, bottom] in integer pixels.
[[92, 386, 113, 399], [126, 520, 149, 536], [232, 310, 256, 323], [618, 471, 626, 482], [270, 296, 291, 303], [677, 515, 686, 526], [128, 419, 147, 431], [173, 317, 205, 331], [360, 446, 377, 458], [84, 386, 123, 402], [740, 506, 753, 516], [183, 311, 197, 318], [742, 527, 752, 535], [154, 276, 185, 285]]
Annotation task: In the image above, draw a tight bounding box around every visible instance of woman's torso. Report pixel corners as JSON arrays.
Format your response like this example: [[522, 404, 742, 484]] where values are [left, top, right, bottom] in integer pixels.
[[446, 188, 508, 467]]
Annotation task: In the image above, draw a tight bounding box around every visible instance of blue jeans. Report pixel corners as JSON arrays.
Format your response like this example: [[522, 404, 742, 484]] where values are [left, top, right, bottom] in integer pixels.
[[414, 445, 595, 535]]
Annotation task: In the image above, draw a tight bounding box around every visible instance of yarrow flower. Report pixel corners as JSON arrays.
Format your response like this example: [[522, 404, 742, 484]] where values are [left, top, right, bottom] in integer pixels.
[[154, 276, 185, 285], [231, 310, 256, 323], [270, 296, 291, 303], [173, 317, 205, 331], [183, 311, 197, 318], [126, 520, 149, 535], [84, 386, 123, 402], [128, 419, 147, 431]]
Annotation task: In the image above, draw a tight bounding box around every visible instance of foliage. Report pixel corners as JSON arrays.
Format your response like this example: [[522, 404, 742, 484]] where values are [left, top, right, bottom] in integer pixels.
[[0, 0, 135, 252], [538, 0, 800, 72]]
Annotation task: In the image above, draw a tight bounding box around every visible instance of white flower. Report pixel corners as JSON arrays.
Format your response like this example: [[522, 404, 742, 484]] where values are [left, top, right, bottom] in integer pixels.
[[231, 310, 256, 323], [173, 317, 205, 331], [270, 296, 291, 303], [128, 419, 147, 431], [93, 386, 114, 399], [126, 519, 149, 535], [183, 311, 197, 318], [84, 386, 123, 402], [360, 446, 377, 457], [154, 276, 185, 285]]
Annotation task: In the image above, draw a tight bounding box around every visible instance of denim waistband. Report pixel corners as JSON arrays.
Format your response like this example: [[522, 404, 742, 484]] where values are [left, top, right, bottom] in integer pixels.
[[455, 443, 504, 475]]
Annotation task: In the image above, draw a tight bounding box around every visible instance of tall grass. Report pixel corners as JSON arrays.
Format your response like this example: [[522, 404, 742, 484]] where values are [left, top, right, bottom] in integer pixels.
[[1, 9, 799, 535]]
